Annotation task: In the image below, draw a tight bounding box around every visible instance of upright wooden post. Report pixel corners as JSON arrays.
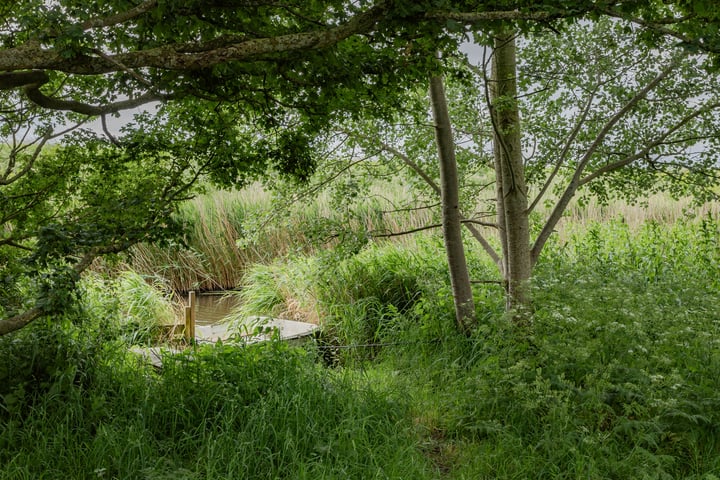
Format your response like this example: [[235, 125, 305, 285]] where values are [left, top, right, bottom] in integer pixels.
[[184, 291, 196, 342]]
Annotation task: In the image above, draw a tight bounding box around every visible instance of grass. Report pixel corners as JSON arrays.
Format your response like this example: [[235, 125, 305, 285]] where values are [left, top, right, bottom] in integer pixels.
[[2, 190, 720, 479], [0, 331, 430, 479], [127, 183, 432, 293]]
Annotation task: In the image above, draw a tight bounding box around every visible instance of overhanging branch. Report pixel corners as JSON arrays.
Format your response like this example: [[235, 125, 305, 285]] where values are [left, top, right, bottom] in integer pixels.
[[24, 86, 166, 115], [0, 249, 99, 336], [0, 1, 390, 74]]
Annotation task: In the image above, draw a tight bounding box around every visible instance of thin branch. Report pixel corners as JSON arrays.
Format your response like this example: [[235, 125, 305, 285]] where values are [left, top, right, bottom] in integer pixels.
[[528, 86, 597, 213], [599, 7, 712, 53], [91, 48, 157, 89], [579, 99, 720, 186], [381, 202, 440, 214], [531, 53, 686, 265], [370, 223, 442, 238], [380, 139, 441, 196], [0, 239, 33, 250], [101, 114, 121, 146], [463, 222, 502, 268], [462, 219, 498, 228], [0, 131, 51, 185], [80, 0, 158, 30]]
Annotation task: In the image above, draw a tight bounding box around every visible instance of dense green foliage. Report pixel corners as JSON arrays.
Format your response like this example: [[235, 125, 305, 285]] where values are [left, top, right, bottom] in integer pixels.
[[2, 1, 720, 476], [3, 212, 718, 478], [4, 1, 720, 331], [0, 322, 427, 478]]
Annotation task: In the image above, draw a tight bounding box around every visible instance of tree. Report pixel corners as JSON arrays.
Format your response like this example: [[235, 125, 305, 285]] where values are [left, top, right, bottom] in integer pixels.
[[295, 16, 720, 326], [0, 0, 418, 335], [488, 29, 531, 311], [430, 71, 476, 332]]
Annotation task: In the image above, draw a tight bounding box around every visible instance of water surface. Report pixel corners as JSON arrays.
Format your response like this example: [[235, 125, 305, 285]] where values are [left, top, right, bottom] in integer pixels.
[[177, 292, 242, 325]]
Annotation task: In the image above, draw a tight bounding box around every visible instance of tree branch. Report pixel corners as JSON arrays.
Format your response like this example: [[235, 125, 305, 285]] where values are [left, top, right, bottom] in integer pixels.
[[348, 129, 502, 269], [425, 10, 554, 23], [80, 0, 158, 31], [377, 137, 441, 196], [1, 2, 390, 74], [371, 222, 442, 238], [0, 131, 51, 185], [578, 99, 720, 186], [0, 249, 99, 336], [23, 85, 165, 115], [598, 7, 716, 53], [531, 53, 686, 265], [0, 70, 49, 90], [527, 85, 597, 213]]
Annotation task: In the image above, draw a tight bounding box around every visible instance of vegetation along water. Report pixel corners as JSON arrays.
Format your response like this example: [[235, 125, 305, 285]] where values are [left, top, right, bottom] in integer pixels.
[[2, 1, 720, 479]]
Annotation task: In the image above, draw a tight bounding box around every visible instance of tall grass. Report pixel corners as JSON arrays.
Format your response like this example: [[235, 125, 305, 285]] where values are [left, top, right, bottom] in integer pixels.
[[127, 180, 718, 296], [0, 327, 432, 479], [553, 192, 720, 238], [228, 241, 459, 364], [80, 270, 178, 345], [219, 215, 720, 478], [128, 183, 433, 293]]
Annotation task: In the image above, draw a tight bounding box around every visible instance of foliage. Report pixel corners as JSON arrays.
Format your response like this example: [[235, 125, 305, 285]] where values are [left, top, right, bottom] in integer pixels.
[[520, 17, 720, 205], [4, 2, 720, 332], [0, 320, 429, 479], [0, 104, 218, 332], [387, 217, 720, 478], [230, 243, 427, 363]]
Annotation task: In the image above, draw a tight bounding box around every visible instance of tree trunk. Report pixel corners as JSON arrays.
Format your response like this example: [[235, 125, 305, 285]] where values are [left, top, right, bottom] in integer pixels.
[[429, 73, 476, 334], [489, 31, 532, 312]]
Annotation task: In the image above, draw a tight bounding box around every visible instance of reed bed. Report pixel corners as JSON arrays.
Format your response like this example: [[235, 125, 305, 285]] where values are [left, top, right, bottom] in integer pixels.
[[127, 179, 718, 295], [128, 183, 435, 292], [555, 193, 720, 238]]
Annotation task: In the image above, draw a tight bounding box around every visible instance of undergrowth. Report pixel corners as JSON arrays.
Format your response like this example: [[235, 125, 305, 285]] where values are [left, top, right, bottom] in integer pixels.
[[0, 325, 429, 479], [1, 216, 719, 479], [387, 218, 720, 479]]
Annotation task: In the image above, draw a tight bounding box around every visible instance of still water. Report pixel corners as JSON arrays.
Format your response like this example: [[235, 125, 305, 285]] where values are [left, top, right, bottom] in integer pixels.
[[177, 292, 242, 326]]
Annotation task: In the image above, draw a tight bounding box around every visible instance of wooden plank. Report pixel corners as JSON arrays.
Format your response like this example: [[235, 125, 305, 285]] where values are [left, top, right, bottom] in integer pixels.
[[195, 317, 319, 344]]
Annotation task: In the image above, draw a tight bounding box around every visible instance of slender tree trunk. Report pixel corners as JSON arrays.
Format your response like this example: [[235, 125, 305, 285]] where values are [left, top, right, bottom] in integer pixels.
[[429, 73, 476, 334], [489, 31, 532, 312]]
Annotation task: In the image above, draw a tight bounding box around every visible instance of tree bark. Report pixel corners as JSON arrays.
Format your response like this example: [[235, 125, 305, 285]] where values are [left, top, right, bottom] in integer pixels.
[[429, 73, 476, 334], [489, 31, 532, 312]]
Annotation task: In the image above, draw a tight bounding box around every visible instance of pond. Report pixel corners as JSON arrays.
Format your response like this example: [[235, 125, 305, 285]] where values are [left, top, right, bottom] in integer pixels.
[[177, 291, 242, 325]]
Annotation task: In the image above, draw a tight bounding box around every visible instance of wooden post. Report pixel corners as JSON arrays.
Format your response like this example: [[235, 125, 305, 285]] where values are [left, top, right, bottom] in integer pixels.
[[184, 306, 193, 342], [184, 291, 196, 342]]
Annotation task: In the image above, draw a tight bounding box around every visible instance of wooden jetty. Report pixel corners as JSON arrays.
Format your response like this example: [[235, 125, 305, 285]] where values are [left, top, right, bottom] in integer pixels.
[[132, 292, 319, 369]]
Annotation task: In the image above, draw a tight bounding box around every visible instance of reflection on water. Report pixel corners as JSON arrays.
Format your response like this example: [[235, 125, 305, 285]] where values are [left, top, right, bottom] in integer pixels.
[[177, 292, 242, 325]]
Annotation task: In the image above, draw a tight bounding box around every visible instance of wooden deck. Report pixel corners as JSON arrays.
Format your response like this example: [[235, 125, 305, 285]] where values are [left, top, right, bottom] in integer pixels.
[[195, 316, 319, 344], [132, 317, 319, 369]]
